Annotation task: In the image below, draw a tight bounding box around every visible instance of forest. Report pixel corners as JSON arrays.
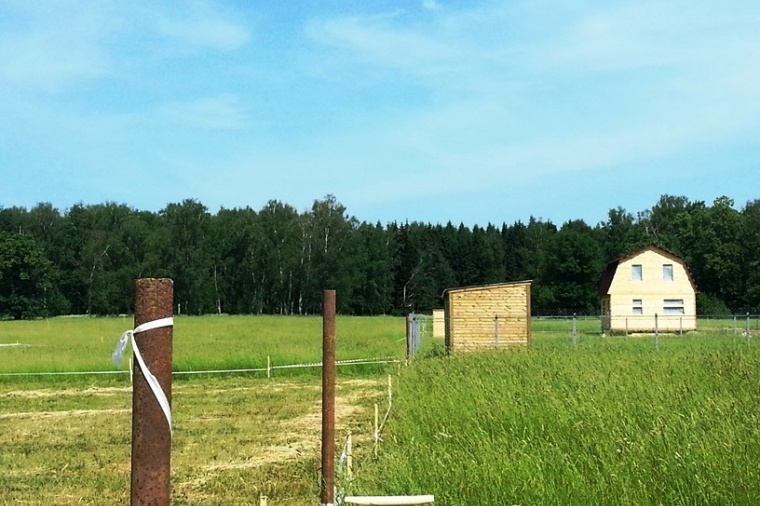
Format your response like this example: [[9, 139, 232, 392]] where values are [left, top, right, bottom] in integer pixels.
[[0, 194, 758, 319]]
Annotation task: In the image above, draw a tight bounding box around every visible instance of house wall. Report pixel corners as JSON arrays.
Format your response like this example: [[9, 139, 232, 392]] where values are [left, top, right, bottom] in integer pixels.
[[606, 249, 696, 332], [445, 282, 531, 350]]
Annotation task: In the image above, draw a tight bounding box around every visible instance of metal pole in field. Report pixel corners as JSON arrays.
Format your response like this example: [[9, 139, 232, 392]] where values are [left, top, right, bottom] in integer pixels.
[[346, 432, 353, 482], [734, 315, 737, 335], [131, 278, 173, 506], [572, 313, 577, 347], [494, 315, 499, 348], [747, 312, 751, 348], [625, 318, 629, 337], [405, 313, 411, 359], [655, 313, 659, 351], [374, 403, 379, 457], [321, 290, 336, 506]]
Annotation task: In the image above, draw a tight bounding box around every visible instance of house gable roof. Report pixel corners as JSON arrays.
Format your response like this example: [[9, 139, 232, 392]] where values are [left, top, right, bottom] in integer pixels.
[[597, 244, 698, 296]]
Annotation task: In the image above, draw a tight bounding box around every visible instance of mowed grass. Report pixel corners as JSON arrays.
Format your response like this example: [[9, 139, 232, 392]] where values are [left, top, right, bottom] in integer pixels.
[[0, 315, 406, 375], [0, 315, 401, 505], [353, 334, 760, 505], [0, 374, 389, 505]]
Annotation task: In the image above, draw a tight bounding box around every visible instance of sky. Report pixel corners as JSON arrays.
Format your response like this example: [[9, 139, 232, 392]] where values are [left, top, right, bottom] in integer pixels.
[[1, 0, 759, 227]]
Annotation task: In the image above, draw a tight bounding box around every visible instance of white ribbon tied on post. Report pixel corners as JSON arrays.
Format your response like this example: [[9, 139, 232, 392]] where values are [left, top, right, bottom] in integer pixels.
[[113, 317, 174, 433]]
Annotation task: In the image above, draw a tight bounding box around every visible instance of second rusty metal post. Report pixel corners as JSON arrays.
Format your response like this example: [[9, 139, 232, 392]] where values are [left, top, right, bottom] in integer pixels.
[[321, 290, 336, 506], [131, 278, 173, 506]]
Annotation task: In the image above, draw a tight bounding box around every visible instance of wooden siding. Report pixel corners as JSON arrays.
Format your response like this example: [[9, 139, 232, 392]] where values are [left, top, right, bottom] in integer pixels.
[[602, 248, 696, 332], [444, 281, 531, 351], [432, 309, 445, 338]]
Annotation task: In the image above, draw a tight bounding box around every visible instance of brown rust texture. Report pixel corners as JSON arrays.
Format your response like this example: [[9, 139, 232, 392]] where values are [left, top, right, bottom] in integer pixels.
[[321, 289, 336, 505], [131, 278, 173, 506]]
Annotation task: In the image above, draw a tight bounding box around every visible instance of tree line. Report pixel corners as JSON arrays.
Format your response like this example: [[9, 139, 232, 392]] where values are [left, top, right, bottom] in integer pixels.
[[1, 194, 758, 320]]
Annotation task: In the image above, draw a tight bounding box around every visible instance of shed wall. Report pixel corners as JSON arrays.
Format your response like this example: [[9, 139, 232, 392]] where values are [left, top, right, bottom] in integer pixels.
[[446, 282, 531, 350], [432, 309, 445, 338]]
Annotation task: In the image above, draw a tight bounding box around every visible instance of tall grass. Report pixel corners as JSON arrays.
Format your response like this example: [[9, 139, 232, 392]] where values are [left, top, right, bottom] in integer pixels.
[[354, 338, 760, 504]]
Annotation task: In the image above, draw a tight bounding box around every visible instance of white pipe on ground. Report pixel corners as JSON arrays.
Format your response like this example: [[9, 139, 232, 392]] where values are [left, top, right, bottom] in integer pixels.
[[343, 496, 434, 505]]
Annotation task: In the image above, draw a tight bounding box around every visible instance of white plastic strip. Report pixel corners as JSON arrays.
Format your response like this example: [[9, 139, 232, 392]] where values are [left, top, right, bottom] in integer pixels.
[[112, 317, 174, 432]]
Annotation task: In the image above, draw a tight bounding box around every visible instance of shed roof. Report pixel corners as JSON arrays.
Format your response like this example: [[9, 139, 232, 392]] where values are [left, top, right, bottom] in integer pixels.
[[597, 244, 698, 296], [442, 280, 532, 298]]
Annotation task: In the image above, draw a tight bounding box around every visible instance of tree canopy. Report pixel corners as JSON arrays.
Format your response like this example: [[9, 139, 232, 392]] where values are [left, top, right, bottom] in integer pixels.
[[0, 194, 758, 319]]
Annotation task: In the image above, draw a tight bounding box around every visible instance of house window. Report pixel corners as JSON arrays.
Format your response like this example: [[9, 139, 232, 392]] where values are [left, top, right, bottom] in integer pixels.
[[632, 299, 643, 315], [663, 264, 673, 281], [632, 264, 643, 281], [663, 299, 685, 315]]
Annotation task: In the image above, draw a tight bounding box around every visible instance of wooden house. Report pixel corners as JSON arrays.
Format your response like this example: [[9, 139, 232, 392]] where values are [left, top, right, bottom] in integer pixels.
[[597, 245, 697, 333], [443, 281, 532, 351]]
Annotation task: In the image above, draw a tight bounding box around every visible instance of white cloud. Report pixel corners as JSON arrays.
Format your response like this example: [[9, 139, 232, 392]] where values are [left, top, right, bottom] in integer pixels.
[[0, 1, 118, 91], [303, 1, 760, 176], [0, 0, 251, 94], [305, 14, 467, 76], [160, 94, 247, 130], [145, 2, 250, 51], [422, 0, 441, 11]]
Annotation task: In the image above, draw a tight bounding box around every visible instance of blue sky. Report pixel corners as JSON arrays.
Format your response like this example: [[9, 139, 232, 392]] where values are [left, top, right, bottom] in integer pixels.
[[1, 0, 758, 227]]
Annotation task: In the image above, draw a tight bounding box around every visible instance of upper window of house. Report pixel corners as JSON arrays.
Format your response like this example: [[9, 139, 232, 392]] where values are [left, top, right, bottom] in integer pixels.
[[632, 264, 643, 281], [663, 264, 674, 281]]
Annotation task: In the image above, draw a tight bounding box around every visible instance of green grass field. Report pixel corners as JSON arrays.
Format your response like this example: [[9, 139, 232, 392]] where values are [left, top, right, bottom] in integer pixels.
[[2, 315, 760, 504], [0, 315, 406, 375], [353, 334, 760, 505]]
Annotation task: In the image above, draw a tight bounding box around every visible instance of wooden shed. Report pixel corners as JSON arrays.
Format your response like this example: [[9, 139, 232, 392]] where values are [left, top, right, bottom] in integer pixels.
[[443, 281, 532, 351], [598, 245, 698, 333]]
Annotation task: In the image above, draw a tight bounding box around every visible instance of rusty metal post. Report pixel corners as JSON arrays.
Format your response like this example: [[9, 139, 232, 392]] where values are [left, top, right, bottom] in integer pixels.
[[321, 290, 336, 506], [131, 278, 173, 506], [655, 313, 659, 351]]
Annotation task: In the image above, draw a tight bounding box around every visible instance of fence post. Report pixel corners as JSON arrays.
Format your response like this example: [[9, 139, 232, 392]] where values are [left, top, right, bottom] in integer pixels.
[[747, 312, 751, 348], [734, 315, 737, 335], [346, 431, 353, 482], [267, 355, 271, 379], [625, 317, 629, 337], [655, 313, 659, 351], [374, 403, 379, 457], [494, 315, 499, 347], [679, 316, 683, 336], [572, 313, 577, 347], [413, 315, 422, 356], [321, 290, 336, 506], [406, 313, 411, 359], [131, 278, 173, 506]]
